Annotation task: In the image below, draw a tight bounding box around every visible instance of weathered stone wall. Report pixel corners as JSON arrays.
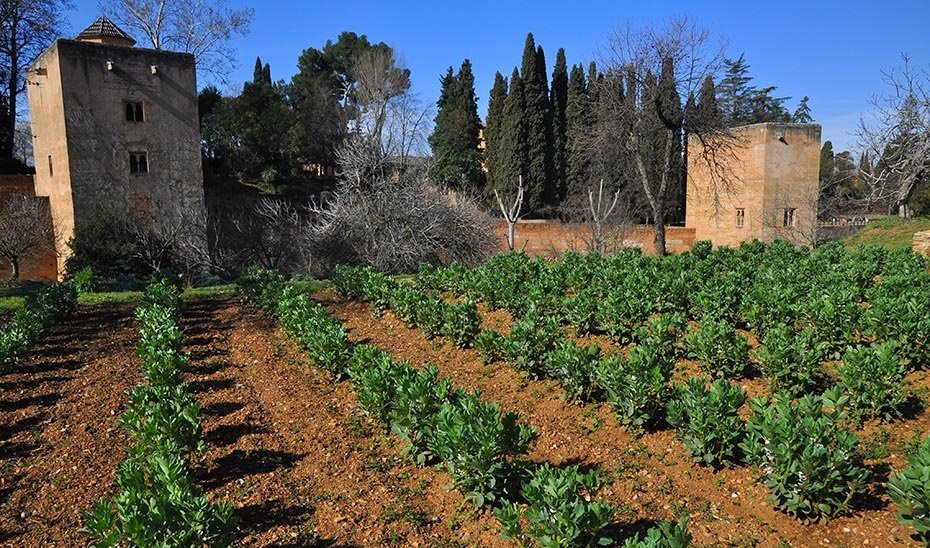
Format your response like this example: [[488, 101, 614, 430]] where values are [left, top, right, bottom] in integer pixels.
[[27, 39, 206, 275], [914, 231, 930, 256], [686, 123, 821, 248], [495, 220, 696, 257]]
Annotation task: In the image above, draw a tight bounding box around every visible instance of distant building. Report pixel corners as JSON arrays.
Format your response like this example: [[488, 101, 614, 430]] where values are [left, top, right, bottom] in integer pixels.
[[686, 123, 822, 248], [25, 17, 206, 274]]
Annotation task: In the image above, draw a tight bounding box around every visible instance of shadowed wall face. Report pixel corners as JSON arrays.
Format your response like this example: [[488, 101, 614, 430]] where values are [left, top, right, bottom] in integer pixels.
[[686, 123, 821, 248], [0, 176, 58, 281]]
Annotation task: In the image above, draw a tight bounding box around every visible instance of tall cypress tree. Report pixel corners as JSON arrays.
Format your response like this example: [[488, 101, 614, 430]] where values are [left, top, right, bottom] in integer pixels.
[[501, 68, 528, 196], [520, 33, 550, 212], [820, 141, 835, 184], [550, 48, 569, 202], [429, 60, 484, 189], [485, 72, 509, 194], [253, 57, 264, 83], [262, 63, 272, 84], [565, 63, 588, 199], [656, 57, 684, 223], [694, 75, 719, 128]]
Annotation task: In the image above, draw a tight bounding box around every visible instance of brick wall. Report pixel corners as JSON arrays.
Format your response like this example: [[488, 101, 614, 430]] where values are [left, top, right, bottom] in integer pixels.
[[495, 220, 696, 257], [0, 175, 59, 281]]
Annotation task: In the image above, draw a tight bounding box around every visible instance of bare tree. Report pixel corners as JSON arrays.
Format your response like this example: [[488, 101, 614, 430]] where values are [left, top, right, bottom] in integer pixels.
[[0, 194, 56, 280], [494, 175, 525, 251], [588, 179, 621, 253], [856, 55, 930, 216], [100, 0, 253, 83], [593, 17, 737, 255], [0, 0, 70, 159]]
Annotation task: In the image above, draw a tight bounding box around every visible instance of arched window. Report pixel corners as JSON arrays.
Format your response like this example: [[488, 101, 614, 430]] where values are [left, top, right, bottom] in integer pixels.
[[129, 152, 149, 174], [129, 153, 138, 173], [125, 101, 145, 122], [125, 103, 135, 121], [135, 103, 144, 122]]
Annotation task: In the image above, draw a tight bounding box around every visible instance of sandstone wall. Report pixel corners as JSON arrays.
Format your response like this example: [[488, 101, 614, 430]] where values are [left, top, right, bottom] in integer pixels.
[[914, 231, 930, 256], [0, 175, 59, 281], [495, 220, 695, 257]]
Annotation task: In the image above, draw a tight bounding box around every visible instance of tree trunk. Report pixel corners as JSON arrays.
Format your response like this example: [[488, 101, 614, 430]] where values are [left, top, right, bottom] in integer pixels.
[[653, 208, 667, 257], [9, 256, 19, 281], [507, 220, 516, 251]]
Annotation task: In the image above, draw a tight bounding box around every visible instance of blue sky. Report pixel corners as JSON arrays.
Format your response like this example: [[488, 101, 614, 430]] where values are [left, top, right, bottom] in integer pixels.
[[68, 0, 930, 151]]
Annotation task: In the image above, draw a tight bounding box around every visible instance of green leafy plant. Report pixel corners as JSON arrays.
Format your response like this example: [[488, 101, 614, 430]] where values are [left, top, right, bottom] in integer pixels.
[[430, 391, 536, 506], [71, 266, 106, 293], [501, 311, 561, 377], [596, 348, 673, 433], [236, 266, 286, 313], [332, 265, 370, 300], [888, 436, 930, 543], [838, 341, 909, 422], [348, 345, 412, 427], [740, 389, 869, 522], [667, 378, 746, 468], [621, 518, 692, 547], [414, 294, 446, 339], [563, 288, 598, 336], [495, 464, 615, 547], [754, 325, 825, 396], [441, 299, 481, 348], [685, 316, 749, 379], [545, 340, 601, 403], [391, 365, 454, 465], [475, 329, 506, 364]]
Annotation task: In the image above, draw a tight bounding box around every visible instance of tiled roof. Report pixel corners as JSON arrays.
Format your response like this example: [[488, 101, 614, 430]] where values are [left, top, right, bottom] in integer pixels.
[[76, 17, 135, 45]]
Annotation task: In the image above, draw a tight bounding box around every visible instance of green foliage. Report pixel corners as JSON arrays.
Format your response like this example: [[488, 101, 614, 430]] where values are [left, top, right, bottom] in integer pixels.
[[277, 290, 353, 378], [888, 436, 930, 543], [332, 265, 370, 300], [754, 325, 825, 396], [414, 294, 446, 339], [0, 282, 77, 373], [65, 207, 144, 282], [667, 378, 746, 468], [429, 60, 485, 189], [740, 389, 869, 521], [838, 342, 909, 422], [441, 299, 481, 348], [685, 316, 749, 379], [391, 365, 454, 465], [120, 384, 205, 457], [495, 464, 615, 547], [501, 311, 561, 377], [596, 347, 673, 433], [236, 267, 286, 312], [348, 345, 411, 427], [620, 518, 692, 547], [545, 339, 601, 403], [71, 266, 106, 293], [430, 390, 537, 506], [475, 329, 506, 364], [563, 288, 598, 336]]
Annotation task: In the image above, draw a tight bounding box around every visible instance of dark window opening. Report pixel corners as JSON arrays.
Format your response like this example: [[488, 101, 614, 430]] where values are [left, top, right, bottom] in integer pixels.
[[736, 208, 745, 228], [125, 101, 144, 122], [48, 155, 53, 177], [130, 152, 148, 174], [783, 208, 796, 228]]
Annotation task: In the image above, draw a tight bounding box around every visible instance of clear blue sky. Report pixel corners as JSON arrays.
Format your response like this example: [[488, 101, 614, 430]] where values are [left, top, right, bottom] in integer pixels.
[[67, 0, 930, 151]]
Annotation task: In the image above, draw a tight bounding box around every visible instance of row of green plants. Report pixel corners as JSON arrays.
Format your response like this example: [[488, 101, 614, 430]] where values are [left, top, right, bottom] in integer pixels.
[[0, 283, 77, 373], [416, 242, 930, 372], [237, 267, 692, 547], [81, 279, 236, 546], [340, 263, 930, 532]]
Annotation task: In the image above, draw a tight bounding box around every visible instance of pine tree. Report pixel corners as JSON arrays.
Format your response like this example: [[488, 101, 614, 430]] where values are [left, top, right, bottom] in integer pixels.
[[520, 33, 550, 212], [565, 63, 588, 199], [550, 48, 569, 202], [500, 67, 528, 196], [485, 72, 508, 193], [792, 96, 813, 123], [429, 60, 484, 189], [717, 54, 753, 125], [820, 141, 835, 183]]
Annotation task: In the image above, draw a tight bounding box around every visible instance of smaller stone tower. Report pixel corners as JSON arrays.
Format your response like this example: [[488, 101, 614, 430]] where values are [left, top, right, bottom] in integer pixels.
[[26, 17, 205, 275]]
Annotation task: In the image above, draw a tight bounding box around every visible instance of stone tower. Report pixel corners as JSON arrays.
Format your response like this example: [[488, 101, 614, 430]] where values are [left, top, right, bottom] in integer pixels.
[[685, 123, 822, 248], [26, 17, 205, 275]]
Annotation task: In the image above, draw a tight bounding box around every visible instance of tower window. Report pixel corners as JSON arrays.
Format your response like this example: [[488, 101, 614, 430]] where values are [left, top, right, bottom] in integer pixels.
[[736, 208, 745, 228], [48, 155, 53, 177], [129, 152, 148, 174], [783, 208, 796, 228], [125, 101, 144, 122]]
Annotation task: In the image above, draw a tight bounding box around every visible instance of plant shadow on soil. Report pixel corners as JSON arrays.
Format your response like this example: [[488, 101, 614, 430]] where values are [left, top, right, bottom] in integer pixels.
[[234, 500, 358, 548]]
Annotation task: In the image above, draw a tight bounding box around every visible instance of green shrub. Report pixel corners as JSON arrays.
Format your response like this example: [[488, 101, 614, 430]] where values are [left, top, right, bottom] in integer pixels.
[[391, 365, 454, 465], [360, 270, 397, 314], [332, 265, 370, 300], [348, 345, 411, 426], [414, 294, 445, 339], [441, 299, 481, 348], [389, 284, 421, 327], [888, 436, 930, 543], [621, 518, 691, 547], [685, 316, 749, 379], [430, 390, 536, 506], [65, 207, 145, 281], [563, 288, 598, 336], [495, 464, 615, 547], [475, 329, 506, 364], [545, 339, 601, 403], [596, 347, 673, 433], [667, 378, 746, 468], [636, 312, 686, 362], [0, 322, 31, 373], [236, 267, 286, 312], [120, 384, 205, 457], [838, 341, 908, 422], [501, 311, 561, 377], [740, 389, 869, 521], [71, 266, 106, 293], [754, 325, 825, 396]]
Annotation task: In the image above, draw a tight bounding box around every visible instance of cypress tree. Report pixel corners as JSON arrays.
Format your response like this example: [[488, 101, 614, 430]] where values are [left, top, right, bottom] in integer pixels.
[[485, 72, 509, 194], [656, 57, 684, 222], [565, 63, 588, 199], [500, 68, 528, 196], [694, 75, 719, 130], [520, 33, 550, 212], [551, 49, 569, 202], [820, 141, 835, 184], [429, 61, 483, 189], [253, 57, 264, 83], [263, 63, 272, 84]]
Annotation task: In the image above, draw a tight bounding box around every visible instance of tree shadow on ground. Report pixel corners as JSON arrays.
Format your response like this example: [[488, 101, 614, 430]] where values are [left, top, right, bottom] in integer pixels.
[[0, 392, 62, 412], [201, 400, 245, 418], [200, 448, 304, 490], [188, 377, 236, 393], [204, 423, 270, 447]]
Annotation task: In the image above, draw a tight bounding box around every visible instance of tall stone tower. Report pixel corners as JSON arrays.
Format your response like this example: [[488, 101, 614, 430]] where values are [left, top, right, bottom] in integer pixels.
[[26, 17, 205, 275], [686, 123, 822, 248]]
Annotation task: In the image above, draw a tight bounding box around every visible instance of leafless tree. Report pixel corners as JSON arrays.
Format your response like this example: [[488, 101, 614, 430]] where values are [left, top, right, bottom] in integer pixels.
[[592, 17, 738, 255], [856, 55, 930, 216], [100, 0, 253, 84], [588, 179, 621, 253], [0, 0, 71, 159], [0, 194, 56, 280], [494, 175, 525, 251], [12, 119, 30, 164]]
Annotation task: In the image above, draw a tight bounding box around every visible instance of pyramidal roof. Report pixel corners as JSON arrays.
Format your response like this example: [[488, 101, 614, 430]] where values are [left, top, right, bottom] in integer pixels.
[[75, 17, 136, 46]]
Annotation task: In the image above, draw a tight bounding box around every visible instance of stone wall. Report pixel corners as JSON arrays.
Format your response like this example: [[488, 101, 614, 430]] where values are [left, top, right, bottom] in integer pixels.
[[914, 231, 930, 256], [0, 175, 59, 281], [495, 220, 696, 257]]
